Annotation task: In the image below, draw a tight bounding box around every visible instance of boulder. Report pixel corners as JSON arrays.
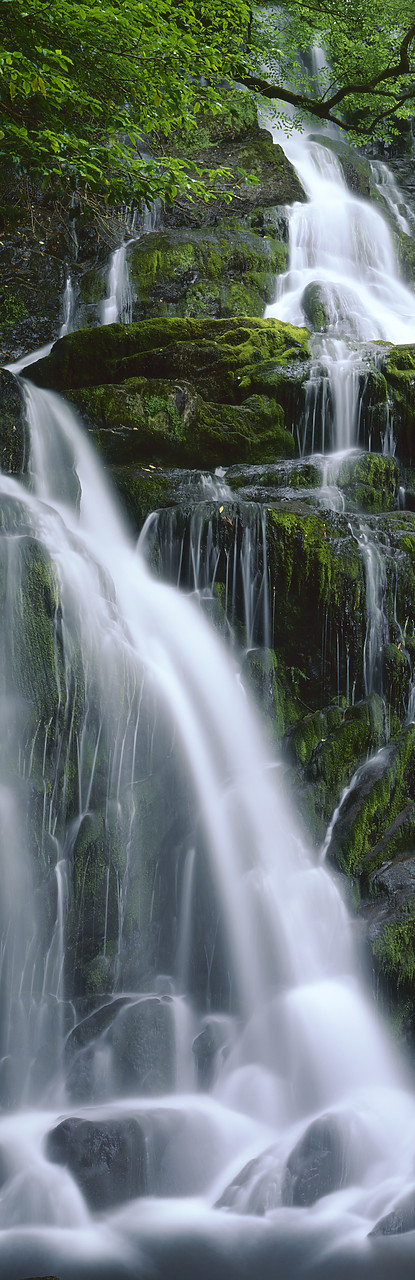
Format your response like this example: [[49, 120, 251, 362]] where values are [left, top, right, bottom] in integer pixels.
[[370, 1188, 415, 1236], [281, 1114, 354, 1207], [45, 1115, 147, 1209]]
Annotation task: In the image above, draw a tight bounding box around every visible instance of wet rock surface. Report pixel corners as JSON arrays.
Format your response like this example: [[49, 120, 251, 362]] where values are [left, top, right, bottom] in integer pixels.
[[370, 1188, 415, 1236], [281, 1115, 356, 1207], [45, 1116, 147, 1210]]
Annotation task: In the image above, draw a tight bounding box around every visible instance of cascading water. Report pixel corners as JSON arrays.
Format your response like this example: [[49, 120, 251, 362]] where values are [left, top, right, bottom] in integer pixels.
[[0, 356, 415, 1278], [101, 241, 134, 326], [265, 121, 415, 452]]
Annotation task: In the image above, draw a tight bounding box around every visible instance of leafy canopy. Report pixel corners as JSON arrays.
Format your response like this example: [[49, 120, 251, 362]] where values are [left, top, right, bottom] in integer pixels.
[[0, 0, 251, 202], [243, 1, 415, 143], [1, 0, 414, 206]]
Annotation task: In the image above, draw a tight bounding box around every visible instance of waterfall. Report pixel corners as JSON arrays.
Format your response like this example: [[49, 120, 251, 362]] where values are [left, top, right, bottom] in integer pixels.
[[265, 125, 415, 451], [0, 370, 414, 1276], [101, 241, 134, 326]]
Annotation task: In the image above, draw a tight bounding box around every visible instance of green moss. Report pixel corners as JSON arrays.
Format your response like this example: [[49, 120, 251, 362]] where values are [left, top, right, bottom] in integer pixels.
[[111, 465, 174, 529], [329, 724, 415, 876], [336, 453, 399, 513], [382, 344, 415, 462], [301, 282, 331, 332], [372, 913, 415, 988], [244, 647, 303, 741], [12, 540, 61, 719], [27, 316, 310, 397], [1, 289, 28, 326], [266, 509, 368, 711]]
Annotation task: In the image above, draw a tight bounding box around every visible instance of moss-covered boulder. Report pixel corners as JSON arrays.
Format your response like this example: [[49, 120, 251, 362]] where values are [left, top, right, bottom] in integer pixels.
[[289, 694, 392, 844], [381, 343, 415, 463], [326, 724, 415, 878], [26, 316, 310, 395], [164, 123, 307, 228], [70, 379, 294, 469], [125, 225, 287, 321], [335, 452, 400, 512], [24, 317, 309, 469], [301, 282, 332, 332]]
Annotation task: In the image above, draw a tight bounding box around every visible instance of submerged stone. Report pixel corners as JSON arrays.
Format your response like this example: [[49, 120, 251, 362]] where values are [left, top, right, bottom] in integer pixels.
[[281, 1114, 355, 1207], [370, 1188, 415, 1236], [45, 1116, 147, 1209]]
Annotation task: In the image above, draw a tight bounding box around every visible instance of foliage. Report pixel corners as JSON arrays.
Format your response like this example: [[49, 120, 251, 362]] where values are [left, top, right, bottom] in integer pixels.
[[0, 0, 251, 201], [243, 1, 415, 143], [1, 0, 414, 205]]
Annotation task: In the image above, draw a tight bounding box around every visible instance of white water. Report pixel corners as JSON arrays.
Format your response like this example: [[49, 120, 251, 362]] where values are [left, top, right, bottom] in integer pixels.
[[265, 124, 415, 451], [0, 373, 413, 1275], [101, 241, 134, 326]]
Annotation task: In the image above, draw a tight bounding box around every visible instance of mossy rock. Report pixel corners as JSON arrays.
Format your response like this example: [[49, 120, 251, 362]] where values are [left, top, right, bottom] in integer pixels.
[[381, 343, 415, 463], [225, 458, 322, 495], [284, 694, 391, 843], [69, 378, 295, 468], [243, 647, 303, 741], [111, 464, 178, 529], [126, 226, 287, 322], [336, 452, 400, 512], [326, 723, 415, 877], [392, 228, 415, 287], [266, 508, 366, 707], [163, 124, 307, 228], [301, 282, 332, 332], [26, 316, 310, 398]]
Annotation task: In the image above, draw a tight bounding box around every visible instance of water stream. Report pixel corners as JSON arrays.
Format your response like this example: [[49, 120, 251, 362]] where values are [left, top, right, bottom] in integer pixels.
[[3, 48, 415, 1280], [265, 121, 415, 452], [0, 351, 413, 1277]]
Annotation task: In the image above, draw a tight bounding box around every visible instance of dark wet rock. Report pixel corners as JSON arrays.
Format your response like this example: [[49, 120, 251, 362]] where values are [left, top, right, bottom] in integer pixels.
[[109, 996, 175, 1095], [281, 1114, 354, 1207], [0, 369, 28, 474], [216, 1144, 280, 1214], [164, 126, 306, 229], [0, 235, 64, 362], [45, 1115, 147, 1210], [370, 1188, 415, 1235], [192, 1018, 231, 1087]]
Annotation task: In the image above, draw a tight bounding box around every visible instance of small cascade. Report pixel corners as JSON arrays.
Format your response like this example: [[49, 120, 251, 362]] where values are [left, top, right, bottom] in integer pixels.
[[60, 273, 76, 337], [141, 486, 271, 651], [356, 525, 389, 697], [143, 197, 162, 233], [369, 159, 415, 236], [0, 371, 414, 1274], [101, 241, 134, 326]]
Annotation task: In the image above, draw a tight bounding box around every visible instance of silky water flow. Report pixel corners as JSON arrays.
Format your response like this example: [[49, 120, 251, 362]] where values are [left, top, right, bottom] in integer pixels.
[[3, 94, 415, 1280], [0, 367, 414, 1279], [265, 113, 415, 453]]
